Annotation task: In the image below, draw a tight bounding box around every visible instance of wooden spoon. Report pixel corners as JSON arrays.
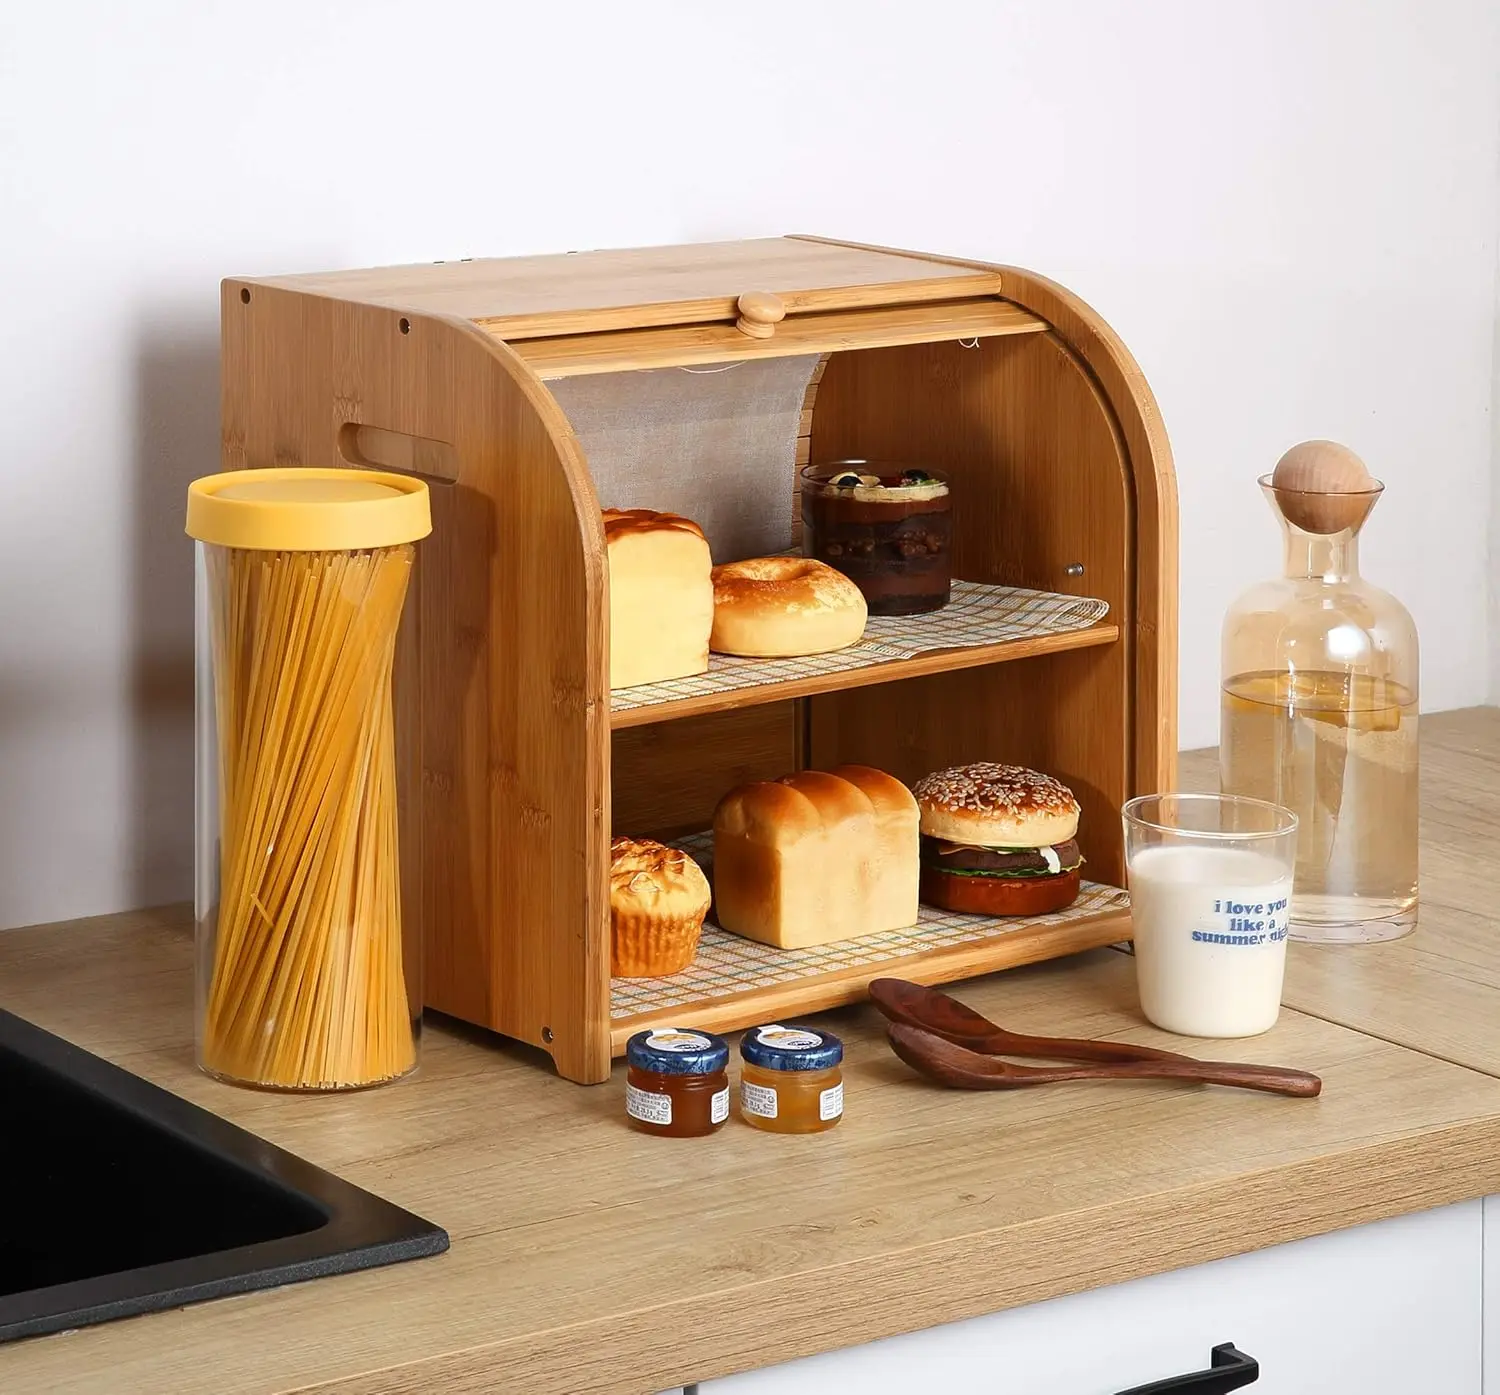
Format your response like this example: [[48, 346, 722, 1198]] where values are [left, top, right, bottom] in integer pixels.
[[888, 1023, 1322, 1098], [868, 977, 1192, 1065]]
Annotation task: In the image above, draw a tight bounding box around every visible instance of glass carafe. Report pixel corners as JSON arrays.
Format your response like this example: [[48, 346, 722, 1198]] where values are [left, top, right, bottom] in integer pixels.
[[1219, 468, 1418, 943]]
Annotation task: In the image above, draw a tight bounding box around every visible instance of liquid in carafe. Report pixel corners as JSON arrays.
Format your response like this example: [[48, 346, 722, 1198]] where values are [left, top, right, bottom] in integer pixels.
[[1220, 671, 1417, 936]]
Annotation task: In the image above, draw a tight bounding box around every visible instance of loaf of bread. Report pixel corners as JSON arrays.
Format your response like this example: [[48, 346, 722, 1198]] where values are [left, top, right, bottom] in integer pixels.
[[603, 509, 713, 690], [712, 765, 919, 948]]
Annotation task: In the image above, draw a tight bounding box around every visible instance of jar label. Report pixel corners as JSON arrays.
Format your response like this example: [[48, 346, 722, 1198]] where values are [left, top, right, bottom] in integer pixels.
[[626, 1083, 672, 1126], [820, 1082, 844, 1121], [644, 1029, 714, 1053], [741, 1079, 779, 1119], [711, 1085, 730, 1125], [755, 1024, 822, 1051]]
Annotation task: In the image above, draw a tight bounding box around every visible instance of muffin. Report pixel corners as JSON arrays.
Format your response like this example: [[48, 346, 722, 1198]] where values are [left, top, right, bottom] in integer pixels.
[[609, 837, 711, 977]]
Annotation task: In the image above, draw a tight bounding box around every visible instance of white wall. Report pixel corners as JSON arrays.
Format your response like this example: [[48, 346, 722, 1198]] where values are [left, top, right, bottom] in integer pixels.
[[1, 1, 1497, 929], [1493, 228, 1500, 704]]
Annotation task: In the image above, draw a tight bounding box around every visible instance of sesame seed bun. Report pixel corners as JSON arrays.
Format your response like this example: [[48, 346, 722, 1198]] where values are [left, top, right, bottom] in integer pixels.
[[911, 763, 1080, 849]]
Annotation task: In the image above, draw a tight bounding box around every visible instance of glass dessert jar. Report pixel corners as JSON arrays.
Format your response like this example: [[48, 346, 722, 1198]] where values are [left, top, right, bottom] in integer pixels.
[[738, 1024, 844, 1133], [800, 461, 951, 615], [625, 1029, 731, 1137], [1219, 443, 1418, 944], [186, 468, 431, 1090]]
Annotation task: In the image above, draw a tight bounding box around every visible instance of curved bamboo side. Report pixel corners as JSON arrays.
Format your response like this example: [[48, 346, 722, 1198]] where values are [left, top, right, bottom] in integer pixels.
[[802, 333, 1133, 884], [221, 284, 613, 1083], [990, 265, 1179, 795], [789, 236, 1179, 796]]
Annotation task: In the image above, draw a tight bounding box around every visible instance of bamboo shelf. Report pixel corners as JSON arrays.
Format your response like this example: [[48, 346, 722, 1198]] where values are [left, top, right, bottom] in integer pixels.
[[222, 235, 1178, 1084], [611, 582, 1115, 728], [610, 830, 1130, 1048]]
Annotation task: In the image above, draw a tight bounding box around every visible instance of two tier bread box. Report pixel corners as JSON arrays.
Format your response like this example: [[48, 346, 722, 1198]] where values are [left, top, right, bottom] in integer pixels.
[[222, 235, 1176, 1083]]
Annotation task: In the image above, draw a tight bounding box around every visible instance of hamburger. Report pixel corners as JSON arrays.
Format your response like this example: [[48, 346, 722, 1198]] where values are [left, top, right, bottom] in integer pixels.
[[910, 763, 1083, 915]]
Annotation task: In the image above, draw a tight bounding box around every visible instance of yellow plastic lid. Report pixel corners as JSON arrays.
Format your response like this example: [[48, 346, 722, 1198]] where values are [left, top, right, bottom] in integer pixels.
[[185, 468, 432, 551]]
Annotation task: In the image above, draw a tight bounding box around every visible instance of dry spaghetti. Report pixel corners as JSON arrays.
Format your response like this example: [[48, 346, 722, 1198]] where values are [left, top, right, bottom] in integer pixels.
[[199, 544, 416, 1089]]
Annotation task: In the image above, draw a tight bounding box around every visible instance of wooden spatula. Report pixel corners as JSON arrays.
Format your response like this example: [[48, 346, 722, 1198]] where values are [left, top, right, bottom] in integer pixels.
[[869, 977, 1193, 1064], [887, 1022, 1322, 1098]]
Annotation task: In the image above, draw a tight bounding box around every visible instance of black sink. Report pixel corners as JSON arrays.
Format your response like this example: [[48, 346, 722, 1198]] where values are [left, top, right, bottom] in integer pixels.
[[0, 1008, 447, 1342]]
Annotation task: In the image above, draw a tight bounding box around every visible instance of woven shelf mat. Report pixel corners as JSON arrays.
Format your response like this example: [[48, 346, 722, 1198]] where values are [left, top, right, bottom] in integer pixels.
[[610, 581, 1110, 714], [610, 829, 1129, 1019]]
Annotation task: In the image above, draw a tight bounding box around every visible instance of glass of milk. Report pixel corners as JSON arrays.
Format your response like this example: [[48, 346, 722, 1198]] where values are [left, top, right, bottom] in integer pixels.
[[1122, 794, 1298, 1038]]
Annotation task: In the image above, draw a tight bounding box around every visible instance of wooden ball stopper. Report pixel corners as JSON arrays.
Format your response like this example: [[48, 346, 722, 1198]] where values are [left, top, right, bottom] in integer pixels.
[[1270, 440, 1379, 534], [735, 291, 786, 340]]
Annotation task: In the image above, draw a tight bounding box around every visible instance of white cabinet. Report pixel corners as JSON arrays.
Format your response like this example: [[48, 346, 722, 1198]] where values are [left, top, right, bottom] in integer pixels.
[[1485, 1198, 1500, 1395], [697, 1200, 1482, 1394]]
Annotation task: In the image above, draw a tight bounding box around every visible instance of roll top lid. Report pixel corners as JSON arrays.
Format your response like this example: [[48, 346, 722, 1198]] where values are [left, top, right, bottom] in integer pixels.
[[186, 468, 431, 551]]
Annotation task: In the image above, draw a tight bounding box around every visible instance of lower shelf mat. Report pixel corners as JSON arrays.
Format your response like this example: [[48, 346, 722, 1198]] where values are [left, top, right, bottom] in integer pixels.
[[610, 829, 1129, 1022]]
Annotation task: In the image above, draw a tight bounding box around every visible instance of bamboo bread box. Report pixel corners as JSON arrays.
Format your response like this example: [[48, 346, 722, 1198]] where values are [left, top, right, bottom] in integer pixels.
[[221, 235, 1177, 1084]]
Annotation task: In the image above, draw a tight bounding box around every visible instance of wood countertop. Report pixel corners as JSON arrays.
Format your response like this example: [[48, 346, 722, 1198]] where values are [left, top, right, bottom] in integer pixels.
[[3, 708, 1500, 1395], [1182, 706, 1500, 1074]]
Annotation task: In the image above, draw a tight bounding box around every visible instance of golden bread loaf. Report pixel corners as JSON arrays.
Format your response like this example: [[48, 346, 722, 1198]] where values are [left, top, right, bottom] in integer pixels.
[[711, 765, 918, 948], [603, 509, 713, 690]]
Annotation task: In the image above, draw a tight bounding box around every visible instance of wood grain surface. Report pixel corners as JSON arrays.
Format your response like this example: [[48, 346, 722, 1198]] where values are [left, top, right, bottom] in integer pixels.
[[1183, 706, 1500, 1077], [252, 237, 1001, 337], [793, 236, 1180, 798], [609, 622, 1120, 730], [3, 706, 1500, 1394], [804, 331, 1135, 885], [513, 298, 1045, 377], [611, 702, 799, 837], [222, 284, 614, 1083]]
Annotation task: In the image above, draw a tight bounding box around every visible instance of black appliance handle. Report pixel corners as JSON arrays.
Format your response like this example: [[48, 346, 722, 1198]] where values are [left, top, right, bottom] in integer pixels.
[[1111, 1342, 1260, 1395]]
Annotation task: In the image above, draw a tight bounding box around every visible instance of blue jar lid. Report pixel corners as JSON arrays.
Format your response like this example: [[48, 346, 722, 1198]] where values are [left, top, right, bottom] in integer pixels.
[[626, 1028, 729, 1076], [739, 1023, 844, 1072]]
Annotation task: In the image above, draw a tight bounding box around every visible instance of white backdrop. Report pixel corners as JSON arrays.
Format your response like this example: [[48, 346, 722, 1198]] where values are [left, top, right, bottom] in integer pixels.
[[1, 0, 1496, 928]]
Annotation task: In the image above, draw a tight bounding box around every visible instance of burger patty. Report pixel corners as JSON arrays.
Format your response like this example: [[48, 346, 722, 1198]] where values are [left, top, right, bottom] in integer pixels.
[[920, 836, 1083, 877]]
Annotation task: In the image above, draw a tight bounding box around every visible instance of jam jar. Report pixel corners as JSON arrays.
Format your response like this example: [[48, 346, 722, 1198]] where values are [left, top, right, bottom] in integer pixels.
[[800, 461, 952, 615], [625, 1028, 730, 1138], [738, 1024, 844, 1133]]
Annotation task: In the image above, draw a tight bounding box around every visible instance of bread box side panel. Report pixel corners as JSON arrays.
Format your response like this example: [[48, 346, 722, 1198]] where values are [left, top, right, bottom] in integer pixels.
[[803, 333, 1134, 886], [221, 283, 613, 1083], [791, 239, 1178, 792]]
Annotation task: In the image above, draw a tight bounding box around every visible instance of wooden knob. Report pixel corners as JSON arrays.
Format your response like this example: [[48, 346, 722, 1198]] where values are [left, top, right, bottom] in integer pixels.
[[1269, 440, 1380, 534], [735, 291, 786, 339]]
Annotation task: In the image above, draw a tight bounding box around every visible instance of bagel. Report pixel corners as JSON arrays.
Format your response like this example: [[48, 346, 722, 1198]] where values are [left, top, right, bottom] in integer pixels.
[[709, 557, 868, 657]]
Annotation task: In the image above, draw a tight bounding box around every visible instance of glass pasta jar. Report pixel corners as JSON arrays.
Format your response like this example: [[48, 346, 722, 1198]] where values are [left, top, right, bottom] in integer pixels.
[[738, 1024, 844, 1133], [625, 1029, 731, 1137], [185, 468, 431, 1091]]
